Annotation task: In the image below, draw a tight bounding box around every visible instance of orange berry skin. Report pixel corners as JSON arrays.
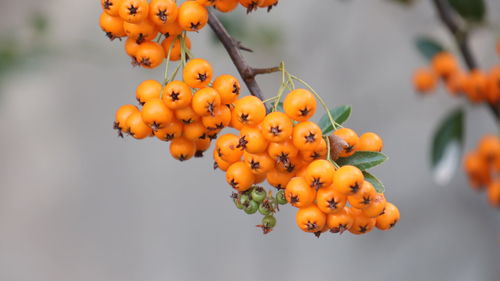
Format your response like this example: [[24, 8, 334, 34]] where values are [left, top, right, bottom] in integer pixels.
[[149, 0, 178, 26], [445, 72, 466, 95], [362, 193, 387, 218], [463, 70, 488, 103], [292, 121, 323, 151], [316, 186, 347, 214], [267, 138, 299, 163], [214, 0, 239, 12], [175, 106, 200, 125], [486, 66, 500, 104], [487, 181, 500, 207], [102, 0, 123, 16], [239, 126, 268, 154], [161, 36, 192, 61], [191, 87, 221, 117], [119, 0, 149, 23], [183, 58, 213, 88], [183, 121, 206, 140], [376, 202, 400, 230], [154, 118, 183, 141], [162, 80, 192, 110], [239, 0, 264, 12], [141, 99, 173, 130], [266, 168, 295, 189], [195, 137, 212, 156], [216, 133, 243, 164], [463, 152, 491, 189], [283, 89, 317, 122], [157, 21, 183, 39], [259, 0, 278, 7], [326, 207, 353, 233], [478, 135, 500, 163], [260, 112, 293, 143], [136, 41, 165, 69], [136, 80, 162, 106], [125, 37, 141, 58], [349, 208, 376, 235], [202, 105, 231, 131], [357, 132, 383, 152], [226, 161, 255, 192], [213, 149, 231, 171], [412, 68, 437, 93], [123, 19, 158, 43], [115, 104, 139, 133], [300, 137, 328, 162], [243, 151, 275, 175], [332, 165, 364, 196], [431, 52, 458, 79], [99, 12, 126, 40], [233, 96, 267, 127], [347, 181, 377, 209], [333, 128, 359, 157], [285, 177, 316, 208], [126, 111, 153, 139], [305, 159, 335, 189], [296, 204, 327, 233], [212, 74, 241, 104], [178, 1, 208, 31], [169, 137, 196, 161]]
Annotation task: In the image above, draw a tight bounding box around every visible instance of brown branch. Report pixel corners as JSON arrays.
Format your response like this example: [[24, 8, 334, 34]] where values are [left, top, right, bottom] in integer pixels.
[[432, 0, 500, 120], [207, 8, 280, 102]]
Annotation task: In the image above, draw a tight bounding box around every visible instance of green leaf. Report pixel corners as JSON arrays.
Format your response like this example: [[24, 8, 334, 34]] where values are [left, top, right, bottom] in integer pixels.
[[319, 105, 352, 135], [415, 37, 446, 61], [448, 0, 486, 22], [271, 101, 283, 112], [363, 171, 385, 193], [336, 151, 388, 171], [431, 107, 464, 167]]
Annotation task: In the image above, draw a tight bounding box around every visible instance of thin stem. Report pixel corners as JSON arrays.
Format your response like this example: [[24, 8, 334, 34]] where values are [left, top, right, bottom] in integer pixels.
[[263, 96, 279, 103], [325, 135, 339, 168], [168, 63, 182, 82], [163, 40, 175, 85], [290, 75, 340, 131]]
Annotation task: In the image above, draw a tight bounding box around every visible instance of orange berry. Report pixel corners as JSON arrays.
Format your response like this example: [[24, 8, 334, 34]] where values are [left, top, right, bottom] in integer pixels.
[[283, 89, 317, 122], [216, 133, 243, 163], [486, 66, 500, 104], [136, 80, 162, 106], [175, 106, 200, 125], [266, 168, 295, 189], [212, 74, 241, 104], [260, 112, 293, 143], [192, 87, 221, 117], [239, 0, 264, 13], [357, 132, 383, 152], [226, 161, 255, 192], [126, 111, 153, 139], [119, 0, 149, 23], [233, 96, 267, 127], [141, 98, 173, 130], [445, 72, 466, 95], [478, 135, 500, 163], [243, 151, 275, 175], [333, 128, 359, 157], [332, 165, 364, 195], [102, 0, 123, 16], [413, 68, 437, 93], [157, 21, 183, 39], [347, 181, 377, 209], [431, 52, 459, 79], [349, 208, 376, 235], [362, 193, 387, 218], [285, 177, 316, 208], [304, 159, 335, 189], [238, 126, 269, 154], [300, 137, 328, 162], [487, 181, 500, 207], [326, 207, 353, 234], [125, 37, 141, 59], [162, 80, 192, 110], [154, 118, 183, 141], [183, 121, 206, 140], [99, 12, 126, 40], [123, 19, 158, 43], [183, 58, 213, 88], [161, 36, 192, 61], [316, 186, 347, 214], [202, 105, 231, 131], [295, 204, 326, 233], [213, 149, 231, 171], [114, 104, 139, 136], [136, 41, 165, 69], [194, 137, 211, 157], [463, 152, 491, 189], [178, 1, 208, 31], [214, 0, 239, 12], [149, 0, 178, 26], [267, 138, 299, 164], [169, 136, 196, 161], [375, 202, 400, 230], [292, 121, 322, 151], [463, 70, 488, 103]]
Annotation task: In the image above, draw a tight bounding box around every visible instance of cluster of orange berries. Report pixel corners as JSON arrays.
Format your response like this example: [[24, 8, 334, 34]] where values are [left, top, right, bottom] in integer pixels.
[[99, 0, 278, 69], [412, 51, 500, 104], [213, 85, 400, 235], [114, 58, 242, 159], [463, 135, 500, 208]]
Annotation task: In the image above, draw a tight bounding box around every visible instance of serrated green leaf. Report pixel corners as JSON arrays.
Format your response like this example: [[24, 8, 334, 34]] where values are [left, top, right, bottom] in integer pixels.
[[336, 151, 388, 171], [363, 171, 385, 193], [431, 107, 464, 167], [448, 0, 486, 22], [319, 105, 352, 135], [415, 37, 446, 60]]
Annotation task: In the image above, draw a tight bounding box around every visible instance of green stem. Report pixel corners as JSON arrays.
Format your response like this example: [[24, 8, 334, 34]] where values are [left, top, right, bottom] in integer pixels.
[[263, 96, 279, 103], [168, 63, 182, 82], [289, 75, 340, 131], [163, 40, 175, 85]]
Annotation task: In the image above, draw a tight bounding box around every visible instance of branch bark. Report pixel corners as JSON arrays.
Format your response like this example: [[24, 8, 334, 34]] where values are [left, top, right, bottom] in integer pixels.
[[207, 8, 279, 102], [432, 0, 500, 120]]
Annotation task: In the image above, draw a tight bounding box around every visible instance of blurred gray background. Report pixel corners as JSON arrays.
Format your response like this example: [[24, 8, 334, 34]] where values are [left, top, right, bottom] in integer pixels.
[[1, 0, 500, 280]]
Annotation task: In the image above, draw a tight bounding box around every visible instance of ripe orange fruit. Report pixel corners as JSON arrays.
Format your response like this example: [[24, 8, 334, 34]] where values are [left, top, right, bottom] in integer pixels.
[[183, 58, 213, 88], [178, 1, 209, 31], [125, 37, 141, 60], [357, 132, 383, 152], [225, 161, 255, 192], [136, 41, 165, 69], [349, 208, 376, 235], [212, 74, 241, 104], [119, 0, 149, 23], [157, 21, 183, 39], [463, 70, 488, 103], [126, 111, 153, 139], [141, 98, 173, 130], [326, 207, 353, 234], [487, 181, 500, 207], [463, 152, 491, 189], [292, 121, 322, 151], [375, 202, 400, 230], [123, 19, 158, 43], [477, 135, 500, 163], [170, 136, 196, 161], [238, 126, 269, 154], [296, 204, 326, 233], [333, 128, 359, 157], [216, 133, 243, 163], [175, 105, 200, 124], [192, 87, 222, 117], [316, 186, 347, 214], [154, 118, 183, 141], [202, 105, 231, 131], [99, 12, 126, 40], [347, 181, 377, 209], [300, 137, 327, 161], [283, 89, 317, 122], [362, 193, 387, 218], [233, 96, 267, 127], [266, 168, 295, 189], [114, 104, 139, 136], [136, 80, 162, 105], [260, 112, 293, 143], [214, 0, 239, 12], [267, 138, 299, 164], [412, 68, 437, 93], [102, 0, 123, 16], [243, 151, 275, 175], [332, 165, 364, 195], [486, 66, 500, 104], [239, 0, 264, 13], [304, 159, 335, 189], [431, 52, 458, 79], [161, 36, 192, 61], [285, 177, 316, 208], [213, 149, 231, 171], [194, 137, 211, 157], [149, 0, 178, 26], [183, 121, 206, 140], [162, 80, 192, 110]]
